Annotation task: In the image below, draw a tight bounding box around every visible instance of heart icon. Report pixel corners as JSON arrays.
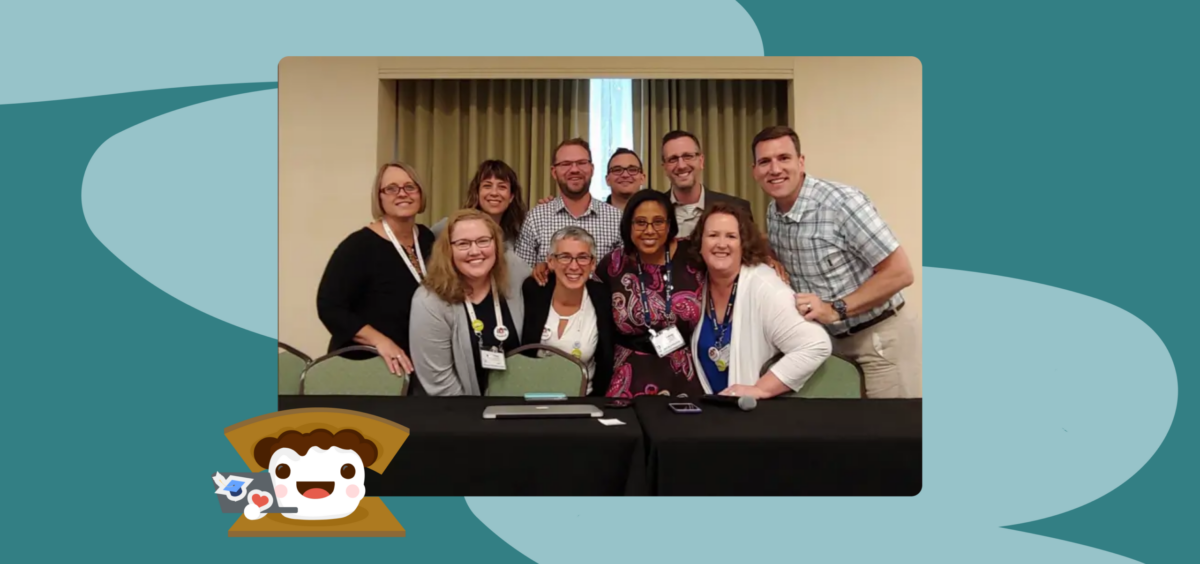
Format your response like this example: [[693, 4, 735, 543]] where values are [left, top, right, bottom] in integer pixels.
[[252, 494, 269, 508]]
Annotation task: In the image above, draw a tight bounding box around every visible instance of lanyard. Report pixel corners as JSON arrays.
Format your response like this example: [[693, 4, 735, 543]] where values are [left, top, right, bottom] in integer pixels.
[[382, 220, 426, 281], [465, 281, 507, 350], [707, 276, 739, 350], [635, 246, 673, 329]]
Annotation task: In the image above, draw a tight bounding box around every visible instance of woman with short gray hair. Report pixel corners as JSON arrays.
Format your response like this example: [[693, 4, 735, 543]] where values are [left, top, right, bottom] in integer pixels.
[[520, 226, 615, 396]]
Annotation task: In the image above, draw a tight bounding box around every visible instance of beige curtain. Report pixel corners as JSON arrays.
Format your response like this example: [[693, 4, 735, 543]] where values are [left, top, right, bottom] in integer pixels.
[[633, 79, 789, 221], [396, 79, 589, 225]]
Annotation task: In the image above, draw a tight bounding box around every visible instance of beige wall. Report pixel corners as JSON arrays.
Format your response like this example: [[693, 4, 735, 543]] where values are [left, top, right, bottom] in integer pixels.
[[278, 57, 923, 360], [279, 57, 384, 356], [791, 57, 923, 324]]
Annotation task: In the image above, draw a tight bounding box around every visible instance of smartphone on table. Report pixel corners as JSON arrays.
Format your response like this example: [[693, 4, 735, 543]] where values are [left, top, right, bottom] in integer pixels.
[[668, 402, 701, 414]]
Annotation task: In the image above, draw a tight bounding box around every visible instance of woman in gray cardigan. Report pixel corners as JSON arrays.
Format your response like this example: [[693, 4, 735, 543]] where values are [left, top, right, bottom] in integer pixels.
[[410, 209, 526, 396]]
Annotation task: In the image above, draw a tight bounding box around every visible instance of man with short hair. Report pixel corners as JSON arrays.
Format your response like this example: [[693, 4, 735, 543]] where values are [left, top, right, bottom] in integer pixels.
[[517, 138, 623, 268], [604, 147, 645, 211], [660, 130, 752, 237], [752, 125, 919, 398]]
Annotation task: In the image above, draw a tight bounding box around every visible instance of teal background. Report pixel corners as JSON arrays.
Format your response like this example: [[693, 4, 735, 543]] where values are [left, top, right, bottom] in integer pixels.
[[738, 2, 1197, 562], [1, 1, 1193, 562]]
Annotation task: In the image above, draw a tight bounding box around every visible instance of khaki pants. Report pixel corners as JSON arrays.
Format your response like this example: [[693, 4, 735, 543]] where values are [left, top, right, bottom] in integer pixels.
[[832, 306, 922, 398]]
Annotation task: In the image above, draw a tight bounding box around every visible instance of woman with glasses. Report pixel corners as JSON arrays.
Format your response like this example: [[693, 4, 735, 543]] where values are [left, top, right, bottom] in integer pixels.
[[520, 226, 615, 396], [690, 203, 831, 399], [316, 161, 433, 376], [409, 209, 526, 396], [597, 189, 705, 398]]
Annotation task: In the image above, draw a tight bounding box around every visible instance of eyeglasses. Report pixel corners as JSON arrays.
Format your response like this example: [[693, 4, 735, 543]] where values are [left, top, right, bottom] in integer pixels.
[[450, 236, 495, 251], [663, 152, 700, 166], [607, 165, 643, 177], [633, 218, 668, 231], [551, 253, 594, 266], [553, 159, 592, 170], [381, 183, 420, 196]]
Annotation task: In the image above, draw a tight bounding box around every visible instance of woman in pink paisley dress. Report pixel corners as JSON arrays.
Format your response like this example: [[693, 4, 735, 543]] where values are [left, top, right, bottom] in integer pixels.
[[596, 190, 705, 398]]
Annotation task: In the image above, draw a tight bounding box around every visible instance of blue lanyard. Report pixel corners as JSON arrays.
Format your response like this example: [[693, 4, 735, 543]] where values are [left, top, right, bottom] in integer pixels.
[[635, 247, 673, 330], [707, 276, 738, 350]]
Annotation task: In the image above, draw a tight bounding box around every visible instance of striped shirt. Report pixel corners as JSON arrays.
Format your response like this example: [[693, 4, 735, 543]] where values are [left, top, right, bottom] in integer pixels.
[[516, 195, 623, 267], [767, 174, 903, 336]]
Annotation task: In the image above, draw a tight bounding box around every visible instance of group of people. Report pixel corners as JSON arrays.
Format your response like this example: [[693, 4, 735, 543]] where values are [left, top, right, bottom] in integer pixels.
[[316, 126, 919, 399]]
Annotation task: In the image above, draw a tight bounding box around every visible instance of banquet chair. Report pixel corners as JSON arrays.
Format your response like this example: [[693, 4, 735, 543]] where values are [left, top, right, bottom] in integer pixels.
[[301, 345, 409, 396], [486, 344, 588, 397], [278, 342, 312, 396], [761, 354, 865, 399]]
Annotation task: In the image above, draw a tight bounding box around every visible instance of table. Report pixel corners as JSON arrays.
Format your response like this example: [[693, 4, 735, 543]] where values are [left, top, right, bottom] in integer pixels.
[[634, 397, 922, 496], [277, 396, 921, 496], [278, 396, 647, 496]]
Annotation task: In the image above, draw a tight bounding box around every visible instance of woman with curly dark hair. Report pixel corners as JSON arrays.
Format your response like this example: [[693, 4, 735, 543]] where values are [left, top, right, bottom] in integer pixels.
[[689, 202, 831, 399], [431, 159, 533, 282], [596, 189, 705, 398]]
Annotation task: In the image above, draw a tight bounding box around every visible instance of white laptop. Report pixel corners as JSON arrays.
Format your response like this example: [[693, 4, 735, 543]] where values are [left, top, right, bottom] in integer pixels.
[[483, 404, 604, 419]]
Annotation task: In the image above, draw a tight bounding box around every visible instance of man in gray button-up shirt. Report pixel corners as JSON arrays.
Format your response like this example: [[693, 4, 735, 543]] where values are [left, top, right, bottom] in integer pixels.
[[753, 126, 920, 399]]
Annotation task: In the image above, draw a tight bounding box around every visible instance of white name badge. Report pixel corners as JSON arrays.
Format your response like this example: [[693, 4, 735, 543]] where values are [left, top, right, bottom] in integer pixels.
[[481, 349, 507, 371], [649, 326, 686, 357]]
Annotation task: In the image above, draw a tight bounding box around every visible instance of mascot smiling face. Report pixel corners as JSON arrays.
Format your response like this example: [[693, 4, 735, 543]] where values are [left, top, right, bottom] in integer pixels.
[[253, 429, 376, 520]]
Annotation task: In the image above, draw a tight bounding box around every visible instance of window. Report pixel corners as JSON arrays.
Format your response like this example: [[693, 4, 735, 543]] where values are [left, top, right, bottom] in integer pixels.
[[588, 79, 634, 201]]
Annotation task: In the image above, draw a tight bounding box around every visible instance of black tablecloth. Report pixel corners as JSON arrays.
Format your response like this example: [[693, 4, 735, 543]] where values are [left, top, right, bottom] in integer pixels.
[[278, 396, 646, 496], [634, 397, 922, 496]]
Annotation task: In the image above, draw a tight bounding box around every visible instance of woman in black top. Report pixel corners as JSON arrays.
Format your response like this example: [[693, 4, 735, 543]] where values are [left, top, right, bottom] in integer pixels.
[[521, 226, 615, 396], [316, 161, 433, 376]]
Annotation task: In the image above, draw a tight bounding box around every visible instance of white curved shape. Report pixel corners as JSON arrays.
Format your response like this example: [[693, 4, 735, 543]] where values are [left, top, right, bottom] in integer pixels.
[[919, 268, 1175, 525], [471, 498, 1143, 563], [82, 90, 277, 337]]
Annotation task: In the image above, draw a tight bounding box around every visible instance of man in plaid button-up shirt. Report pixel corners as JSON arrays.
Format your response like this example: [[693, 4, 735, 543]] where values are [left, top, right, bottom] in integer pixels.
[[517, 138, 623, 268], [753, 126, 920, 398]]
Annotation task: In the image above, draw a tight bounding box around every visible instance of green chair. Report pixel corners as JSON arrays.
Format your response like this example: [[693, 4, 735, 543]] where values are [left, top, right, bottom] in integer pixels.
[[278, 342, 311, 396], [486, 344, 588, 397], [301, 346, 409, 396], [762, 354, 865, 398]]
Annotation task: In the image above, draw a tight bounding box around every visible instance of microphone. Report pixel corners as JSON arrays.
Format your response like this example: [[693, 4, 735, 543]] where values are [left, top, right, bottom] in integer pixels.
[[701, 394, 757, 411]]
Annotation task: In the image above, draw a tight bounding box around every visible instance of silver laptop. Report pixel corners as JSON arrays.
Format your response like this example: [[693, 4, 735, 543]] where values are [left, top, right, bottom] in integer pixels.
[[483, 404, 604, 419]]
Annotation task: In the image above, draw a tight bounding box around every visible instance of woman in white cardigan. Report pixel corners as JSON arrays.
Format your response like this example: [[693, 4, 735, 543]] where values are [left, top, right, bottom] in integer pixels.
[[690, 203, 832, 398]]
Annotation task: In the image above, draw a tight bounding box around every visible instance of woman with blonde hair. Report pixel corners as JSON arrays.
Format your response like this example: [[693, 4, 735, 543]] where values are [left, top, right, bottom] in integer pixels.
[[316, 161, 433, 376], [409, 209, 527, 396]]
